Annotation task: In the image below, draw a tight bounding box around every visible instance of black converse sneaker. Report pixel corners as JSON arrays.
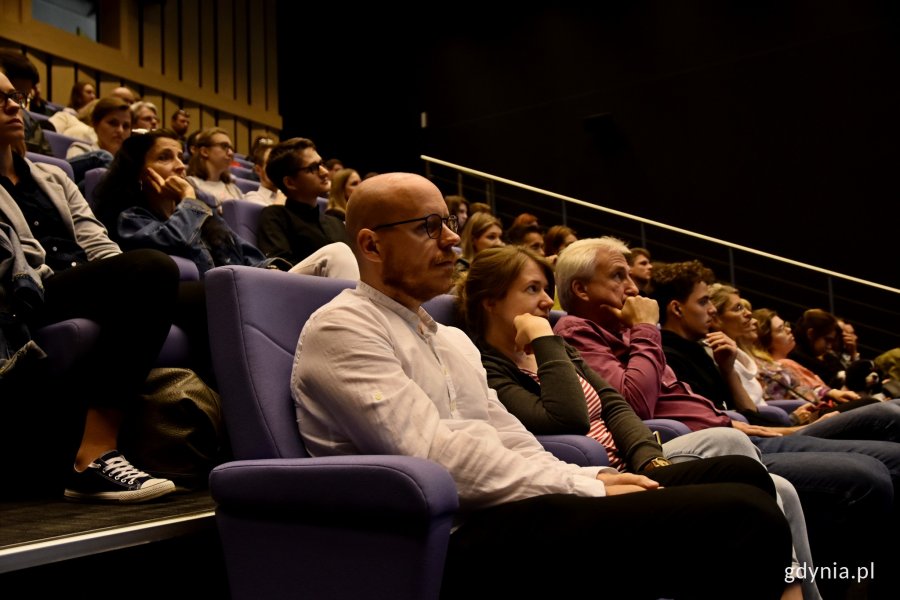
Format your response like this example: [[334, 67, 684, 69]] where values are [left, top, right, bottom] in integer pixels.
[[64, 450, 176, 503]]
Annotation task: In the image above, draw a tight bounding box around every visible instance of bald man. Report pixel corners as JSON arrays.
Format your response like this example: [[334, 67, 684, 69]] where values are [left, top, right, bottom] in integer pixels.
[[290, 173, 792, 600]]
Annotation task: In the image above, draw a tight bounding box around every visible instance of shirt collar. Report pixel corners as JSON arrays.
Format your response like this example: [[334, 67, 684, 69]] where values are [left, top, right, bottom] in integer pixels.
[[356, 281, 438, 335]]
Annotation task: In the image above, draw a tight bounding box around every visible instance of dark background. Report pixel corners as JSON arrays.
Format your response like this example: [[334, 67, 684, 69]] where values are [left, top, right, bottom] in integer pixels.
[[278, 1, 900, 349]]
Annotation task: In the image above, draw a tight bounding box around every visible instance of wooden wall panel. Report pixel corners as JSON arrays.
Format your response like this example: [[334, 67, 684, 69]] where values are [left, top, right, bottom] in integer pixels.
[[97, 73, 121, 97], [216, 0, 235, 99], [163, 0, 180, 79], [50, 61, 76, 108], [162, 96, 181, 126], [199, 0, 216, 92], [248, 0, 265, 108], [264, 0, 277, 113], [235, 119, 249, 155], [142, 2, 163, 72], [1, 0, 280, 153], [233, 0, 248, 105], [181, 0, 200, 86], [217, 115, 236, 145], [200, 107, 216, 131]]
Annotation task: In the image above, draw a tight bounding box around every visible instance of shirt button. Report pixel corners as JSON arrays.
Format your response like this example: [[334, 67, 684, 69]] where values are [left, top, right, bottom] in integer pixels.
[[71, 262, 77, 267], [33, 220, 39, 226], [52, 246, 58, 251]]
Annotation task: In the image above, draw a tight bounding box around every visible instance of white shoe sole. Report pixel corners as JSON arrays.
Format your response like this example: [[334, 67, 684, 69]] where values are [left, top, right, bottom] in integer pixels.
[[64, 480, 176, 503]]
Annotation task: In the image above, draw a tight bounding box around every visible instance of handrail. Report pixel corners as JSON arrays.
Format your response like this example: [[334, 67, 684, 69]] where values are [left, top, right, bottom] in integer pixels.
[[421, 155, 900, 295]]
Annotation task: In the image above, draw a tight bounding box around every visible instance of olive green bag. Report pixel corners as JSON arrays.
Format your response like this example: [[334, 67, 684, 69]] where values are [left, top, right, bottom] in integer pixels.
[[120, 368, 231, 490]]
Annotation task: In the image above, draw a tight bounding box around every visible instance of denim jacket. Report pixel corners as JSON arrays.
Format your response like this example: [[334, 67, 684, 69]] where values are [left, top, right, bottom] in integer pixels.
[[117, 198, 274, 275]]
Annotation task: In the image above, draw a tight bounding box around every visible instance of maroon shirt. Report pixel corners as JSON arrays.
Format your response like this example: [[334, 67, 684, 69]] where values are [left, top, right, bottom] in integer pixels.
[[554, 315, 732, 431]]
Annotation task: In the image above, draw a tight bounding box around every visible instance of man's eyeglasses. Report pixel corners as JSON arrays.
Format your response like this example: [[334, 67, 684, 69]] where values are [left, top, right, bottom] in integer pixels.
[[372, 214, 459, 239], [1, 89, 27, 109], [298, 161, 325, 175], [203, 141, 234, 152]]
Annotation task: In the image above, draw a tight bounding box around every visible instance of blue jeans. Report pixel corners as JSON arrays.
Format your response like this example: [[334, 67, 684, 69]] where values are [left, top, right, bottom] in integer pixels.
[[752, 436, 897, 598], [799, 399, 900, 444]]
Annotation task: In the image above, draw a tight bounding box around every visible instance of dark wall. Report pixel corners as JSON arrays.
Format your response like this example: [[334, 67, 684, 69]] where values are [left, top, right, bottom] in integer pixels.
[[279, 1, 900, 290]]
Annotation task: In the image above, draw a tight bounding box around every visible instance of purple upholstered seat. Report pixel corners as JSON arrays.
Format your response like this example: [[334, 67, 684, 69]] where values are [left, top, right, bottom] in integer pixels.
[[205, 266, 609, 599]]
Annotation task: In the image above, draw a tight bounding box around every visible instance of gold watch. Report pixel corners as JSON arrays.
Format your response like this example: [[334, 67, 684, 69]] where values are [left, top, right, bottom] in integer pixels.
[[642, 457, 672, 473]]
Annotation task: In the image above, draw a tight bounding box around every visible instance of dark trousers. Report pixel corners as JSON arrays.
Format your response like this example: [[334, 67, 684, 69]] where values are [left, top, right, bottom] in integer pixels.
[[442, 456, 791, 600], [10, 250, 179, 496]]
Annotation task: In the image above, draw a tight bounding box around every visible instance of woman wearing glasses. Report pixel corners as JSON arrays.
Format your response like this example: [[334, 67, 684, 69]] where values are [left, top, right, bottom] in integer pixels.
[[186, 127, 244, 206], [0, 74, 179, 503]]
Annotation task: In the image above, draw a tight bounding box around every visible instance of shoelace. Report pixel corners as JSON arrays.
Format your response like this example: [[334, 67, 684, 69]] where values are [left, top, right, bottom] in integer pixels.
[[101, 455, 151, 484]]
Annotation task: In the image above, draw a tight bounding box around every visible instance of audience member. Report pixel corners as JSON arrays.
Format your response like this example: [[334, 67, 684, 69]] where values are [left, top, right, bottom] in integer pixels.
[[256, 137, 358, 278], [292, 173, 793, 600], [0, 49, 53, 155], [243, 138, 285, 206], [131, 100, 160, 130], [1, 71, 178, 502], [109, 86, 138, 104], [505, 222, 545, 256], [456, 210, 503, 275], [169, 109, 190, 140], [543, 224, 577, 258], [325, 168, 360, 220], [468, 201, 492, 215], [790, 309, 874, 393], [626, 246, 653, 293], [552, 238, 898, 598], [324, 157, 343, 180], [444, 194, 469, 230], [66, 96, 132, 183], [750, 307, 875, 421], [49, 81, 97, 141], [511, 211, 539, 228], [186, 127, 244, 206], [94, 129, 281, 276], [460, 243, 814, 599]]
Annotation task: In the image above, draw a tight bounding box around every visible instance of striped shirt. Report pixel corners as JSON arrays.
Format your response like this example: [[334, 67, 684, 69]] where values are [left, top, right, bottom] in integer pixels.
[[520, 368, 625, 471]]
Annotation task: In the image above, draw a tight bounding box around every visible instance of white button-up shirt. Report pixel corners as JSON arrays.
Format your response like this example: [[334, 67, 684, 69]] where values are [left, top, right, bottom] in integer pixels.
[[292, 282, 610, 511]]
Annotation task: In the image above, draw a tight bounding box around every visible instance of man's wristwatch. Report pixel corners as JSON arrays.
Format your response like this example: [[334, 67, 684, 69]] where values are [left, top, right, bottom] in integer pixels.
[[641, 457, 672, 473]]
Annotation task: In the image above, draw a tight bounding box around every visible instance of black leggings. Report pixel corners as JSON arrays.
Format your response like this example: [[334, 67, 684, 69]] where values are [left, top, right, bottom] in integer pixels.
[[442, 455, 791, 600], [7, 250, 179, 496]]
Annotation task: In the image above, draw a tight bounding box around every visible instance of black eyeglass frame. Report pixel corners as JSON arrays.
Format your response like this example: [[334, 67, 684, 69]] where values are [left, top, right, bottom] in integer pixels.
[[371, 214, 459, 239], [296, 160, 325, 175], [0, 89, 27, 108]]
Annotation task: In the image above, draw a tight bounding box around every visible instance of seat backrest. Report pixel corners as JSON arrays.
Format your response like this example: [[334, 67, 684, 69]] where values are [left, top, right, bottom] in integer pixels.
[[230, 165, 255, 180], [232, 176, 259, 195], [26, 151, 75, 181], [206, 266, 357, 460], [82, 167, 108, 209], [43, 130, 79, 159], [26, 109, 50, 123], [221, 200, 265, 247]]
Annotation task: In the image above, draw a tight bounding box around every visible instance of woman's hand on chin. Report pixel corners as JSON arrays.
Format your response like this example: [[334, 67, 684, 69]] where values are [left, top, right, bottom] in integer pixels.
[[513, 313, 554, 354]]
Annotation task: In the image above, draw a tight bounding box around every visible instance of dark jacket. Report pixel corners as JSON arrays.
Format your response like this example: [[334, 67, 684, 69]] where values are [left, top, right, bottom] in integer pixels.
[[257, 200, 350, 266], [478, 334, 664, 472]]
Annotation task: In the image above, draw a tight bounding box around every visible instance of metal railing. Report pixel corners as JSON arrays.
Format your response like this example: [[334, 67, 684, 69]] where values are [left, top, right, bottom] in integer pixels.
[[423, 155, 900, 356]]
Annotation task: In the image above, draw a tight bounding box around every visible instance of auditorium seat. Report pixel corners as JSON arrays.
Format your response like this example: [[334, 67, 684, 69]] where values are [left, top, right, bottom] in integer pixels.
[[26, 151, 74, 181], [42, 130, 80, 159], [205, 266, 608, 600]]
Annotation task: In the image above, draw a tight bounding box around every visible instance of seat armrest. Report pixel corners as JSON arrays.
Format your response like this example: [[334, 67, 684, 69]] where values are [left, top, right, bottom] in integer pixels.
[[643, 418, 691, 442], [169, 255, 200, 280], [536, 434, 608, 467], [210, 456, 458, 520], [726, 410, 748, 423], [767, 399, 806, 413]]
